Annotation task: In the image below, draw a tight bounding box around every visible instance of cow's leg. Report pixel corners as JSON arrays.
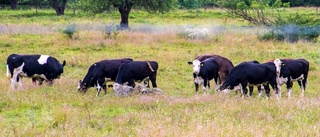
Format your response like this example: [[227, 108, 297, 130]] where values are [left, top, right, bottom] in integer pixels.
[[32, 78, 37, 85], [257, 85, 263, 98], [102, 84, 107, 95], [194, 82, 199, 95], [240, 83, 248, 99], [17, 76, 23, 90], [10, 76, 17, 90], [38, 79, 45, 86], [249, 85, 254, 97], [298, 80, 305, 97], [96, 79, 104, 97], [285, 78, 292, 99], [264, 84, 270, 100], [202, 78, 209, 94]]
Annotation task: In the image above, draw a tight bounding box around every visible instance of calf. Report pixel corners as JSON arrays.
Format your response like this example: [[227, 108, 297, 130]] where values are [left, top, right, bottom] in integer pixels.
[[218, 61, 278, 99], [113, 61, 158, 95], [274, 58, 309, 98], [7, 54, 66, 90], [192, 58, 219, 94], [78, 58, 133, 97]]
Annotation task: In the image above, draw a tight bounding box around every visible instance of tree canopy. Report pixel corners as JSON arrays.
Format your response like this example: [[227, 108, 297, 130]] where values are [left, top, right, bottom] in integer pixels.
[[78, 0, 177, 29]]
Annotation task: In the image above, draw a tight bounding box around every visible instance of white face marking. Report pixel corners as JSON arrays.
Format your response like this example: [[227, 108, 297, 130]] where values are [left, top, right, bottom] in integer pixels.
[[273, 58, 282, 76], [192, 59, 201, 74], [38, 55, 50, 65]]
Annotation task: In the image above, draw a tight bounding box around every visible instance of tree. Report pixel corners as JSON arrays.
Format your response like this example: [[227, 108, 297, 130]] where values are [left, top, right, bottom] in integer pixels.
[[51, 0, 67, 15], [218, 0, 275, 26], [78, 0, 177, 29], [10, 0, 18, 9]]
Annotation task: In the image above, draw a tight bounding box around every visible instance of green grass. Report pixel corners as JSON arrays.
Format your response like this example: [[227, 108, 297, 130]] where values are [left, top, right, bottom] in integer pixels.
[[0, 7, 320, 136]]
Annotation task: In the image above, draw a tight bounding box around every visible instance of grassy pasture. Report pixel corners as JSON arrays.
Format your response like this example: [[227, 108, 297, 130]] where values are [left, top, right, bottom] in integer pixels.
[[0, 8, 320, 136]]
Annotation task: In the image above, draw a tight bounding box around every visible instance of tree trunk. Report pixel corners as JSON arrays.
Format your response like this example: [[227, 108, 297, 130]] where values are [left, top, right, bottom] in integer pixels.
[[51, 0, 67, 16], [117, 1, 133, 30], [10, 0, 18, 10]]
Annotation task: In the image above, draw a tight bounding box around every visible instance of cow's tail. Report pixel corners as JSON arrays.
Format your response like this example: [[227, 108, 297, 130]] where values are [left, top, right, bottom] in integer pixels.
[[6, 65, 11, 80], [147, 62, 155, 72]]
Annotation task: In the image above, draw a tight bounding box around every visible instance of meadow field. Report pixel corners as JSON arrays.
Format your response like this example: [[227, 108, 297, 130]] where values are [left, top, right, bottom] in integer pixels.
[[0, 8, 320, 136]]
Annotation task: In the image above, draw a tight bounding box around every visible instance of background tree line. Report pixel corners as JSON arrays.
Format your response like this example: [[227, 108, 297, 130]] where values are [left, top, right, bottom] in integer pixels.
[[0, 0, 319, 42]]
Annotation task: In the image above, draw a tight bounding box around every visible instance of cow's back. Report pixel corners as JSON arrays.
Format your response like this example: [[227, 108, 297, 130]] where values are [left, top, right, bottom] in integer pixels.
[[116, 61, 158, 84], [81, 58, 133, 87]]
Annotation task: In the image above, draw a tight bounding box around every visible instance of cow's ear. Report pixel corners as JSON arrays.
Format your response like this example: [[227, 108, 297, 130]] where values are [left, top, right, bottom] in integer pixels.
[[188, 61, 192, 65], [200, 62, 204, 66], [62, 60, 66, 66]]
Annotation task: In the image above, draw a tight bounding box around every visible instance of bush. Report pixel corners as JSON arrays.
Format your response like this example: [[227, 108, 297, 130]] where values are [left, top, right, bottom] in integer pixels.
[[259, 25, 319, 43], [62, 24, 77, 39]]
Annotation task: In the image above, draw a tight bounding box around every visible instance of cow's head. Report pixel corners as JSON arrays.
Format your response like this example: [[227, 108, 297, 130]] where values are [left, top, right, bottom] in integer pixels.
[[273, 58, 283, 76], [217, 71, 240, 92], [188, 59, 201, 75], [78, 80, 88, 93], [56, 60, 66, 79]]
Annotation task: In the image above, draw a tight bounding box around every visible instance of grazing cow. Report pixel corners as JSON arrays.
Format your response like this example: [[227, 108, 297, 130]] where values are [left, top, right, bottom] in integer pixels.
[[78, 58, 133, 97], [6, 54, 66, 90], [218, 61, 279, 99], [273, 58, 309, 98], [188, 54, 234, 86], [113, 61, 158, 95], [235, 60, 264, 97], [191, 58, 219, 94]]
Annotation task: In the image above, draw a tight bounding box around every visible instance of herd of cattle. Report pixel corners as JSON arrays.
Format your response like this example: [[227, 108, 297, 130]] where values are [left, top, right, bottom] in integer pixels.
[[6, 53, 309, 99]]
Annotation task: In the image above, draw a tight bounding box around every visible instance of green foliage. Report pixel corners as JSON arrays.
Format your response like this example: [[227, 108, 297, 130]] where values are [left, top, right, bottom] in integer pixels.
[[259, 13, 320, 42], [62, 23, 77, 39]]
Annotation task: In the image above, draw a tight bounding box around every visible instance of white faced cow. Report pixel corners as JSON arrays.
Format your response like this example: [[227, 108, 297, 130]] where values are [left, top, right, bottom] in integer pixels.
[[188, 54, 234, 93], [273, 58, 309, 98], [6, 54, 66, 90]]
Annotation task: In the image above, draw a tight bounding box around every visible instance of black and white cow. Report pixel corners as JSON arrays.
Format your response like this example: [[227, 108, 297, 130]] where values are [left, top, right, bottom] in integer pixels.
[[188, 54, 234, 93], [113, 61, 158, 95], [190, 58, 219, 94], [78, 58, 133, 97], [6, 54, 66, 90], [273, 58, 309, 98], [218, 61, 279, 99]]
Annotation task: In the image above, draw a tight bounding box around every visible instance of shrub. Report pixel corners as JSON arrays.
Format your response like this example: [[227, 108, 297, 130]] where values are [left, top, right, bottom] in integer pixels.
[[259, 25, 319, 43], [62, 24, 77, 39]]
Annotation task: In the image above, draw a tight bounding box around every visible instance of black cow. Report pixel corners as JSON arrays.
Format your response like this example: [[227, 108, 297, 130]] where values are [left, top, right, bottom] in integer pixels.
[[191, 58, 219, 94], [6, 54, 66, 90], [274, 58, 309, 98], [188, 54, 234, 85], [113, 61, 158, 95], [78, 58, 133, 97], [218, 61, 279, 99]]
